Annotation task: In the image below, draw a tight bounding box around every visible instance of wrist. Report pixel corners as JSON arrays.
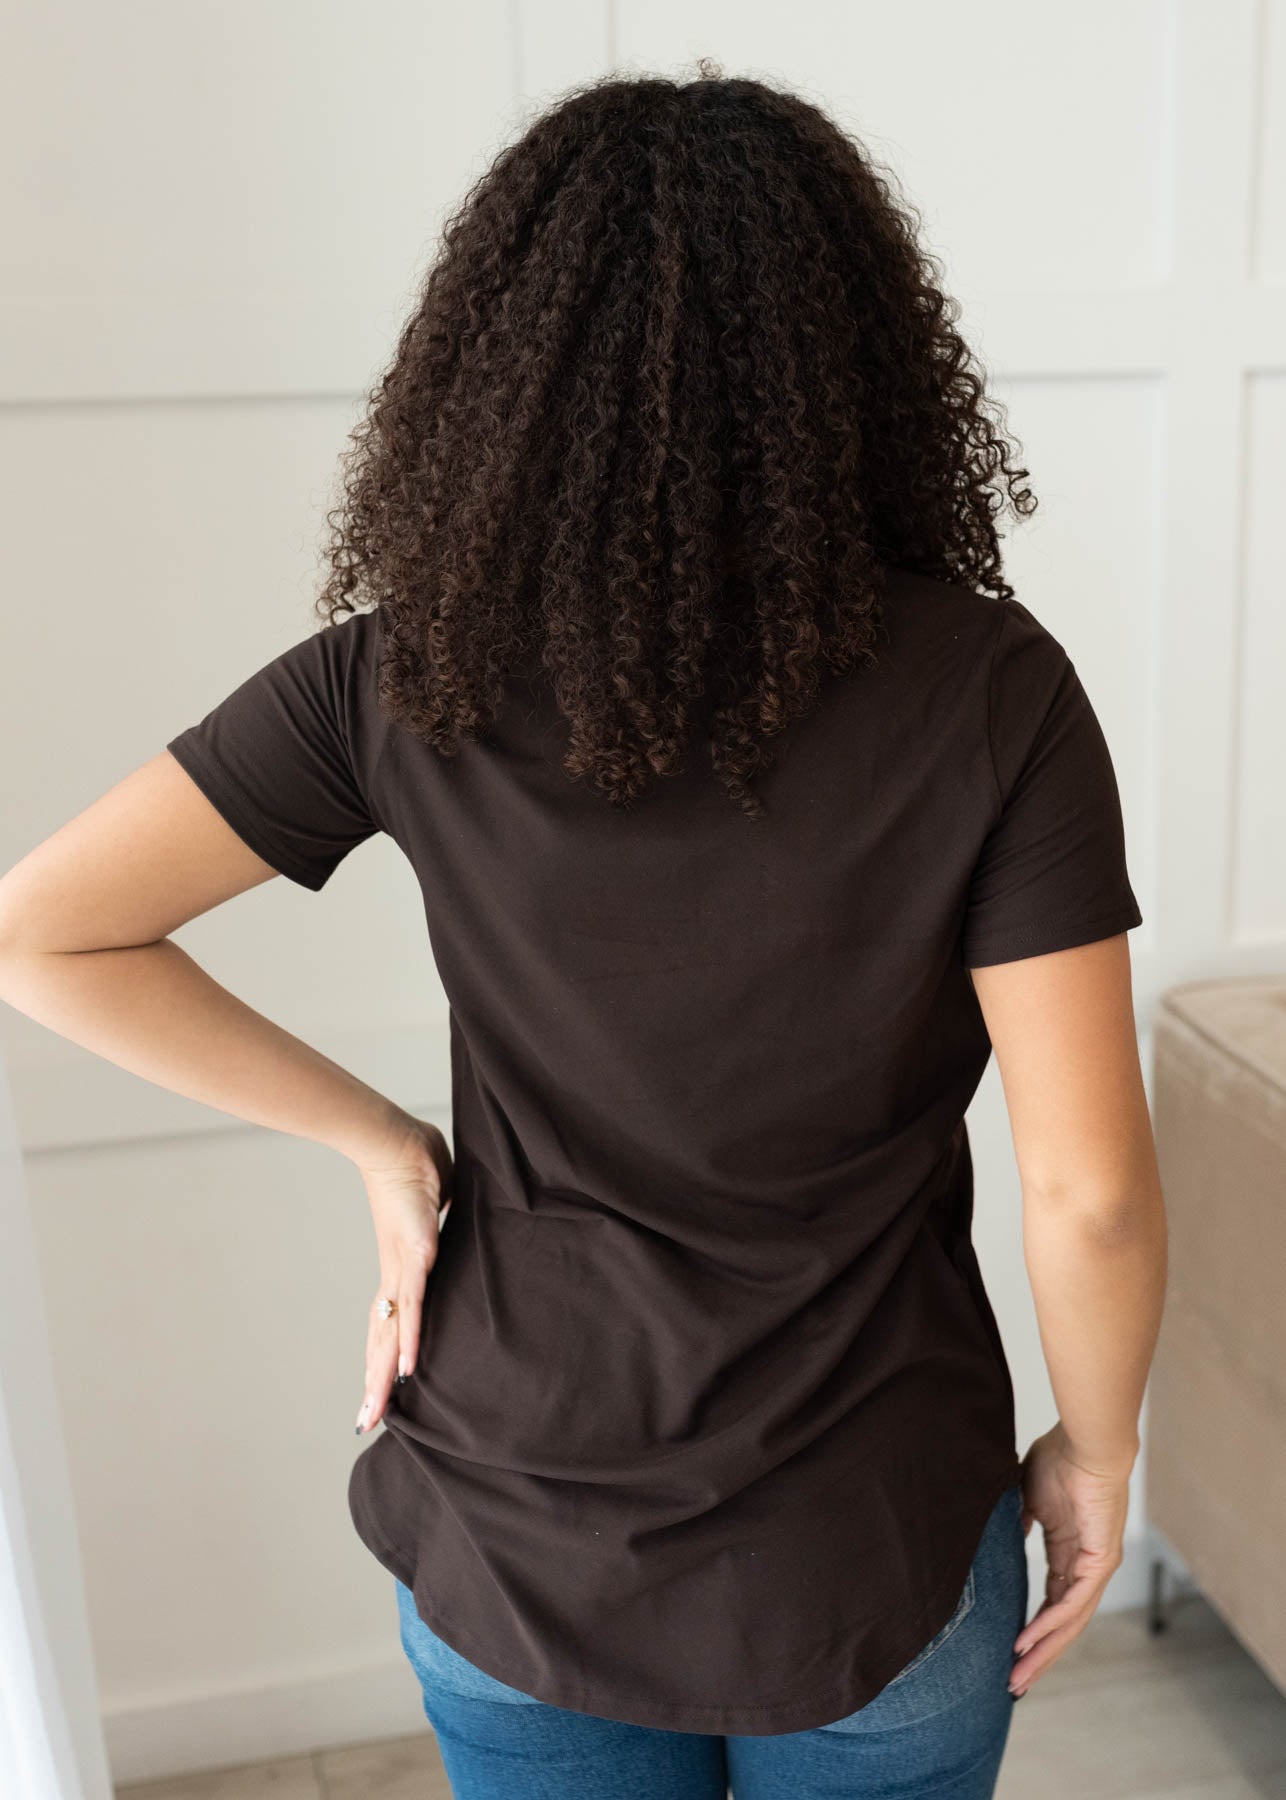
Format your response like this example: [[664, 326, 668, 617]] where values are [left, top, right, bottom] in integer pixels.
[[1052, 1420, 1138, 1480], [331, 1089, 420, 1173]]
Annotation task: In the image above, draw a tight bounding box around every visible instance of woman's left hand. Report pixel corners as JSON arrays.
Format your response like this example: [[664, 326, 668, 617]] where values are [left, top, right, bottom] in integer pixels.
[[352, 1109, 453, 1435]]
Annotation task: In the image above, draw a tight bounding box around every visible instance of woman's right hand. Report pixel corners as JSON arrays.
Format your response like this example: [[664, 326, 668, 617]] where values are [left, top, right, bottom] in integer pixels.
[[1009, 1421, 1132, 1697], [352, 1109, 454, 1438]]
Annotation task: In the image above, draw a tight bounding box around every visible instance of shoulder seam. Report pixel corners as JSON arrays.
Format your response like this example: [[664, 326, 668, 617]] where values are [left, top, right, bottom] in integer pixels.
[[982, 600, 1009, 817], [354, 610, 395, 842], [329, 610, 394, 843]]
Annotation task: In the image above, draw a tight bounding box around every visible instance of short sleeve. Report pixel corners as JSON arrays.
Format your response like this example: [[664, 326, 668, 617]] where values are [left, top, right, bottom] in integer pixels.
[[165, 611, 382, 892], [961, 599, 1143, 968]]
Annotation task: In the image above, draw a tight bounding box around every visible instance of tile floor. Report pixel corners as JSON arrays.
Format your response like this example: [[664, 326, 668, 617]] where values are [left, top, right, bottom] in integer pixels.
[[115, 1593, 1286, 1799]]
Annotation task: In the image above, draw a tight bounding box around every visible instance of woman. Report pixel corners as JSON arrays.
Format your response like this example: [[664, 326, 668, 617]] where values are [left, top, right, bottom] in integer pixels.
[[0, 66, 1165, 1800]]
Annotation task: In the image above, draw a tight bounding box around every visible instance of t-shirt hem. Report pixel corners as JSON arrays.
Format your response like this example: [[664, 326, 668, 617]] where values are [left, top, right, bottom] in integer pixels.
[[165, 733, 331, 892], [355, 1452, 1024, 1738]]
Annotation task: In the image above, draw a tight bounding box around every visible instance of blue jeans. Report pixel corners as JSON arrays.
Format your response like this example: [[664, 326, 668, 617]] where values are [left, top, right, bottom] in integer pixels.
[[394, 1481, 1028, 1799]]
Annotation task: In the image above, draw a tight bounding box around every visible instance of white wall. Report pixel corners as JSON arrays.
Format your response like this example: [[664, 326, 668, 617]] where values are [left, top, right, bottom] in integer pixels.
[[3, 0, 1284, 1782]]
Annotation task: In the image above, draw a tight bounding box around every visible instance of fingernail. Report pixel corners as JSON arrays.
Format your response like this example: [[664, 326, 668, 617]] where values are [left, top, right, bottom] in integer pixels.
[[1009, 1685, 1026, 1700], [398, 1355, 409, 1379], [355, 1396, 371, 1434]]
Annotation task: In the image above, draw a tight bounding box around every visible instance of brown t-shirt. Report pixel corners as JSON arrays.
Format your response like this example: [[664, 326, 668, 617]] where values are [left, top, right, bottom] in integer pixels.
[[166, 563, 1143, 1735]]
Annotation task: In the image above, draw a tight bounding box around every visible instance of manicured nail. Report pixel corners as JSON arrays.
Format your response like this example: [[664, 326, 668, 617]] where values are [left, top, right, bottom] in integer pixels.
[[398, 1355, 409, 1379], [1009, 1684, 1027, 1700], [355, 1396, 371, 1434]]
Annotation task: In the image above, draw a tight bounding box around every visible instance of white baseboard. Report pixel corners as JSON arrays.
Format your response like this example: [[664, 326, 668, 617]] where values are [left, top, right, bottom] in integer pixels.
[[102, 1648, 426, 1789]]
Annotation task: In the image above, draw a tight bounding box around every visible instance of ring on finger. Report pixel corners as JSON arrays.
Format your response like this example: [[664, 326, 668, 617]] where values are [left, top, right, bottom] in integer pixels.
[[376, 1296, 399, 1321]]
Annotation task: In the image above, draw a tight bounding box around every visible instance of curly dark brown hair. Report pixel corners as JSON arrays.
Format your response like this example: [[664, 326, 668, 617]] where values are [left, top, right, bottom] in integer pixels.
[[315, 63, 1037, 816]]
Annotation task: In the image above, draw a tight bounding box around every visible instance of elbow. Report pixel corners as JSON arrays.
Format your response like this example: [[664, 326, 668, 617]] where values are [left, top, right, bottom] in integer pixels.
[[0, 875, 65, 1012], [0, 923, 29, 1007], [1022, 1180, 1166, 1251], [0, 870, 47, 968], [0, 892, 26, 966], [1077, 1199, 1161, 1253]]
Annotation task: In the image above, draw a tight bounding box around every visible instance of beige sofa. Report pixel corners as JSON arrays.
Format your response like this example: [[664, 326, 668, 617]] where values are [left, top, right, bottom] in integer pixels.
[[1145, 975, 1286, 1695]]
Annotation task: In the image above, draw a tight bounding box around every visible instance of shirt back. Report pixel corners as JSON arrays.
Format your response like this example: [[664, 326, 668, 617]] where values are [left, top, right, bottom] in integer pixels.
[[166, 561, 1143, 1734]]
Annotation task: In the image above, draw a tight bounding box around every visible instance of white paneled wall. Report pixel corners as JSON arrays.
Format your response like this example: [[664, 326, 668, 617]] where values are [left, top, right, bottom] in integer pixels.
[[1237, 371, 1286, 942], [2, 0, 1282, 1782]]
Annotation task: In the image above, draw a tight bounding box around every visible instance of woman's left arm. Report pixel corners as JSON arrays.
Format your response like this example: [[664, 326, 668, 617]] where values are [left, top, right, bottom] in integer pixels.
[[0, 748, 447, 1433]]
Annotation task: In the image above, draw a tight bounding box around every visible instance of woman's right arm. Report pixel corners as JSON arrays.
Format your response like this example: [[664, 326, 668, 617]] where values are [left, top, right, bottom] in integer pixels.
[[970, 930, 1168, 1698]]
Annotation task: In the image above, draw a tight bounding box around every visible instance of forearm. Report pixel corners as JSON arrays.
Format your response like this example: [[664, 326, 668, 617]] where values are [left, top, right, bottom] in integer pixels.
[[0, 938, 405, 1167], [1022, 1175, 1168, 1475]]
